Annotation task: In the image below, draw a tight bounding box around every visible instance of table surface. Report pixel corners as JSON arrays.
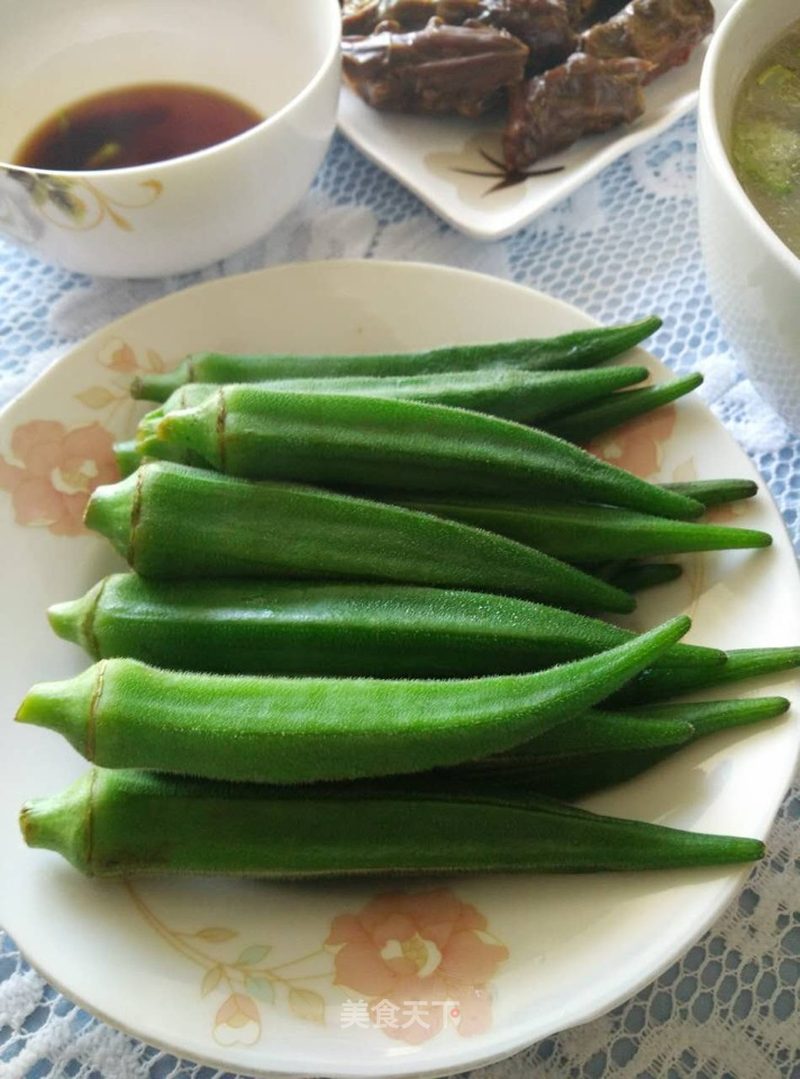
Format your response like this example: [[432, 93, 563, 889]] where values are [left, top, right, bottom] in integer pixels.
[[1, 115, 799, 1079]]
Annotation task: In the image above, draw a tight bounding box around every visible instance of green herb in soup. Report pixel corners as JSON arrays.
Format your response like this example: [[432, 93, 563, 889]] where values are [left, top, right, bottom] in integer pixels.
[[731, 19, 800, 256]]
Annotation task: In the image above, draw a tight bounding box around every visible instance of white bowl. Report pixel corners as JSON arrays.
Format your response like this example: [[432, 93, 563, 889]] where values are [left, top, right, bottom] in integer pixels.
[[0, 0, 341, 278], [698, 0, 800, 433]]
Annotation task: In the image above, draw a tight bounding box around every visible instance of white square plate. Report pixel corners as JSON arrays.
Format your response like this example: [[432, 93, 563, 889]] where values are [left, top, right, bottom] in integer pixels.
[[338, 0, 734, 239]]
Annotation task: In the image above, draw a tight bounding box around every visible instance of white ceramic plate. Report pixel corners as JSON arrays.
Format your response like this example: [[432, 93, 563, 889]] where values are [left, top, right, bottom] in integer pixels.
[[338, 0, 734, 240], [1, 260, 798, 1079]]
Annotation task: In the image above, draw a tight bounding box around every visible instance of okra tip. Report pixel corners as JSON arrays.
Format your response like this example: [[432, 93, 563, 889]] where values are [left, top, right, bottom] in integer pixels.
[[19, 771, 94, 872]]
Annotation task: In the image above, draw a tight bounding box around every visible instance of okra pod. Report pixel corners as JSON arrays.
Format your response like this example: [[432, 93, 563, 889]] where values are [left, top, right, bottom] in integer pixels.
[[135, 366, 649, 432], [502, 696, 790, 800], [393, 497, 771, 562], [130, 318, 662, 402], [608, 647, 800, 706], [152, 389, 703, 518], [664, 479, 758, 509], [48, 576, 723, 677], [20, 767, 763, 877], [16, 616, 691, 784], [84, 463, 634, 612], [545, 373, 703, 444]]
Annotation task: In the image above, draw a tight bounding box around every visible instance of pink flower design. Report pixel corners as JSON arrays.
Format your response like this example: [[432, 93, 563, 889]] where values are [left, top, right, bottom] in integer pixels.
[[586, 405, 677, 479], [0, 420, 118, 535], [326, 888, 508, 1045]]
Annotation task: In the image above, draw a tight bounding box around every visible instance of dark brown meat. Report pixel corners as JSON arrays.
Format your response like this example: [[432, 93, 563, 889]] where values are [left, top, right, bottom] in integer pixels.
[[460, 1, 577, 72], [503, 53, 653, 169], [341, 20, 529, 118], [342, 0, 444, 34], [342, 1, 576, 72], [580, 0, 714, 80]]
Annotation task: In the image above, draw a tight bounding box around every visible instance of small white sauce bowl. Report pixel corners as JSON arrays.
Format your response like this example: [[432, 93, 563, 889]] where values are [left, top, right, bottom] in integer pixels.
[[698, 0, 800, 433], [0, 0, 341, 277]]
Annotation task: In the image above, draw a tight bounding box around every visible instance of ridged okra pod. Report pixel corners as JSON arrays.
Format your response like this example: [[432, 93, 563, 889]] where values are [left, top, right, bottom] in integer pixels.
[[608, 647, 800, 706], [545, 373, 704, 444], [48, 576, 723, 676], [129, 317, 662, 401], [151, 389, 703, 519], [458, 697, 790, 799], [16, 616, 691, 783], [20, 767, 763, 877], [84, 463, 634, 612], [393, 497, 771, 562], [664, 479, 758, 509], [136, 366, 649, 431]]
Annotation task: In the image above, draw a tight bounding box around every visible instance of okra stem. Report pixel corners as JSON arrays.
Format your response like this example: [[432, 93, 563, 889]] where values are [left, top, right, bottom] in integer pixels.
[[16, 617, 691, 784], [130, 318, 663, 402], [21, 767, 763, 877]]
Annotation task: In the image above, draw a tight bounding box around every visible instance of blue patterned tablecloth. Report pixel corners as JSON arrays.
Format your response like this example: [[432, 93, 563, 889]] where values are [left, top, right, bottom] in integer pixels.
[[1, 116, 798, 1079]]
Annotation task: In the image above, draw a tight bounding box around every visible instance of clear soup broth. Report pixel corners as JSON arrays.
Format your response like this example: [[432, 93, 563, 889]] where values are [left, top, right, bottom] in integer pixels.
[[731, 17, 800, 258]]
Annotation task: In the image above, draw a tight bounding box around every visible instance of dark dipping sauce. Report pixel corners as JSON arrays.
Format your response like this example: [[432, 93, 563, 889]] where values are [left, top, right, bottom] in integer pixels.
[[14, 82, 264, 171]]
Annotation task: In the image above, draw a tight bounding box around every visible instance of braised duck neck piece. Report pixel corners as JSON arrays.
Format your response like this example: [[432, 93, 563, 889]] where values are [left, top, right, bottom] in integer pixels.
[[342, 20, 529, 118], [503, 53, 653, 169], [580, 0, 714, 80], [343, 1, 576, 72]]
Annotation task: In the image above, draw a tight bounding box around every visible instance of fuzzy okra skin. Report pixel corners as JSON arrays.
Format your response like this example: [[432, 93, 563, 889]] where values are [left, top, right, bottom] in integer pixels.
[[16, 616, 691, 783], [129, 318, 662, 402], [394, 497, 771, 562], [84, 463, 634, 612], [461, 696, 790, 799], [136, 366, 649, 431], [48, 576, 723, 676], [608, 647, 800, 706], [545, 373, 704, 444], [20, 767, 763, 877], [152, 389, 703, 519]]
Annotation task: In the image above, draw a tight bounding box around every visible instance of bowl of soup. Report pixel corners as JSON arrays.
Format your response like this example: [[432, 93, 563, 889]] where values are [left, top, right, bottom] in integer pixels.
[[0, 0, 341, 277], [698, 0, 800, 433]]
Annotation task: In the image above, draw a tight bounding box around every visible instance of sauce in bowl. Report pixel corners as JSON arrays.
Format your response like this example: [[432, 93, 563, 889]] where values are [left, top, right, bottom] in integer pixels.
[[14, 82, 264, 171], [731, 17, 800, 257]]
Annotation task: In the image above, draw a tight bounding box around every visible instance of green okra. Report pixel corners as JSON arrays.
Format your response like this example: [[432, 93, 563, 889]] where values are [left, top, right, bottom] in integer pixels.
[[664, 479, 758, 509], [20, 767, 763, 877], [129, 317, 662, 402], [608, 647, 800, 706], [597, 561, 683, 593], [151, 388, 703, 519], [48, 576, 723, 677], [16, 616, 691, 784], [501, 696, 790, 800], [113, 440, 141, 479], [84, 462, 634, 612], [135, 366, 650, 431], [393, 497, 771, 562], [545, 373, 703, 444]]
